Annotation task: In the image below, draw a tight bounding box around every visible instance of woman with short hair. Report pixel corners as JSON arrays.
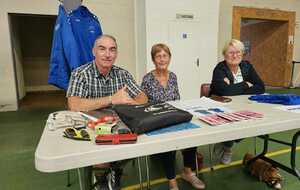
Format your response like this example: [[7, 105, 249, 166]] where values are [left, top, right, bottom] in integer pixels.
[[210, 39, 265, 164], [141, 43, 205, 190]]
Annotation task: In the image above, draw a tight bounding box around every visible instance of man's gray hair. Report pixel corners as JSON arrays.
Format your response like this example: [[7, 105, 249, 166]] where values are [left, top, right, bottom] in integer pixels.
[[93, 34, 117, 48]]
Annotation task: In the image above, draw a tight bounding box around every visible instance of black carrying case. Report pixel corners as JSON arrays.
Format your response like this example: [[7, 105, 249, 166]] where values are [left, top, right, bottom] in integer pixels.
[[113, 103, 193, 134]]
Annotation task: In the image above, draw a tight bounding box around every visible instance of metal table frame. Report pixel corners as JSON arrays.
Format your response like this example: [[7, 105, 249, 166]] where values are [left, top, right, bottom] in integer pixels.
[[247, 131, 300, 179]]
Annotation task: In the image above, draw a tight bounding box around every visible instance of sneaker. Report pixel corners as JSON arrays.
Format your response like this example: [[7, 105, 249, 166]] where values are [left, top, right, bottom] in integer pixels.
[[108, 168, 122, 190], [181, 172, 205, 189], [220, 148, 232, 165], [95, 174, 109, 190]]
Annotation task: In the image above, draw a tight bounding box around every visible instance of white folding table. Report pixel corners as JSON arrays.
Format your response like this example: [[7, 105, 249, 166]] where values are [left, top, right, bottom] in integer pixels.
[[35, 95, 300, 190]]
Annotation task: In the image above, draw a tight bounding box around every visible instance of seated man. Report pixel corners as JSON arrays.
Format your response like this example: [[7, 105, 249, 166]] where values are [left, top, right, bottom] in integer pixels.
[[67, 34, 148, 190]]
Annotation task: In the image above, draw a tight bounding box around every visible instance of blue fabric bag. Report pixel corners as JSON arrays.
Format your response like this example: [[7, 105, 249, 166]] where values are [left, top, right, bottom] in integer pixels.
[[249, 94, 300, 105]]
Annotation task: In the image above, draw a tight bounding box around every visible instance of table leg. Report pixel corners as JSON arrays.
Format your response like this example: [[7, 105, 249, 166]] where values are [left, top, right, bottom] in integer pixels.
[[67, 170, 71, 187], [77, 166, 93, 190], [247, 135, 269, 167], [291, 130, 300, 179], [195, 152, 199, 176], [253, 137, 257, 155], [208, 144, 214, 171], [145, 156, 151, 189], [137, 157, 144, 190]]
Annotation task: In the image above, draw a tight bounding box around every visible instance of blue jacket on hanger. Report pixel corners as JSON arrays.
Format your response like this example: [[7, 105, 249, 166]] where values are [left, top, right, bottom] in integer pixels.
[[48, 5, 102, 90]]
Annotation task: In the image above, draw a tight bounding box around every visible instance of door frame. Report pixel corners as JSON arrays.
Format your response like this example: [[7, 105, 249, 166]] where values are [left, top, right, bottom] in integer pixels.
[[232, 6, 295, 87]]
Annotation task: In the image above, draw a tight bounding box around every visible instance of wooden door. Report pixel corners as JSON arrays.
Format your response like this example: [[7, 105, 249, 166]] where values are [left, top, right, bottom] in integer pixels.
[[232, 6, 295, 87]]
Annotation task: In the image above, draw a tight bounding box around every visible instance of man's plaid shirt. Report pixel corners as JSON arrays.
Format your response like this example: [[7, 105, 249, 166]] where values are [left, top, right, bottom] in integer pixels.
[[66, 61, 142, 98]]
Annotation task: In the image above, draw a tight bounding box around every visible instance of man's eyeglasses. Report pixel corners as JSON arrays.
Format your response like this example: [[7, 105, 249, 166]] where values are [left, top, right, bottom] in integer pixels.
[[97, 46, 117, 55], [63, 127, 90, 141]]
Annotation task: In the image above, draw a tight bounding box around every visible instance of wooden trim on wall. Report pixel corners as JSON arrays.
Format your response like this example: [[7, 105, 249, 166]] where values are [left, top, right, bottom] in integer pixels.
[[232, 6, 295, 87]]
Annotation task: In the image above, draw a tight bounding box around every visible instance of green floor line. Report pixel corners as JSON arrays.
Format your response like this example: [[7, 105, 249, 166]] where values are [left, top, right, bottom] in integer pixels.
[[122, 146, 300, 190]]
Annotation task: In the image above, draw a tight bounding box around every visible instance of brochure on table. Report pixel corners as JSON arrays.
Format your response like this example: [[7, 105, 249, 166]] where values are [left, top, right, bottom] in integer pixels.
[[168, 97, 231, 117], [169, 97, 263, 126], [275, 105, 300, 113]]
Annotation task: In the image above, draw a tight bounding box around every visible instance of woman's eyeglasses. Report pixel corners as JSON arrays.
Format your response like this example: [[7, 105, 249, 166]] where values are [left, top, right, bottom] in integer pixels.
[[227, 51, 242, 56], [154, 54, 169, 60]]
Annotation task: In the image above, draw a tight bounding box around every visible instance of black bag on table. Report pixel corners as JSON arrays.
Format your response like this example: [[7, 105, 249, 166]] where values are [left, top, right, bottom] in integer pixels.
[[113, 103, 193, 134]]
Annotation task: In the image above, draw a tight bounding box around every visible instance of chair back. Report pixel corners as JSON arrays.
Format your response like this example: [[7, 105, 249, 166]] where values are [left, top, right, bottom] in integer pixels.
[[200, 83, 211, 97]]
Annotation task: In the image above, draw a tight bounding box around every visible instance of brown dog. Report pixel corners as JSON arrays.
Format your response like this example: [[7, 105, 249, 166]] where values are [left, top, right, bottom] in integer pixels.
[[243, 153, 282, 189]]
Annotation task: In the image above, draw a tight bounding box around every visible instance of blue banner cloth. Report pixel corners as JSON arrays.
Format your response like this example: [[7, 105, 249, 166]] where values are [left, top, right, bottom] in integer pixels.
[[249, 94, 300, 105]]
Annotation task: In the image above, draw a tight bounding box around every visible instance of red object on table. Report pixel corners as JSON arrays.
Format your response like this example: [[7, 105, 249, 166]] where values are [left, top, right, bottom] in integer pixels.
[[88, 115, 118, 129], [95, 133, 138, 145]]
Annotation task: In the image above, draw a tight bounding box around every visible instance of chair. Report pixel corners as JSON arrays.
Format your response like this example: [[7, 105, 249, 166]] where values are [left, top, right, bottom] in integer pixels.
[[200, 83, 211, 98]]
